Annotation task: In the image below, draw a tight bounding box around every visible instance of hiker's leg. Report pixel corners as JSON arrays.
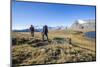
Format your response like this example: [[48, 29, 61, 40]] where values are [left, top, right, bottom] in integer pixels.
[[31, 32, 32, 36], [46, 33, 48, 41], [31, 32, 34, 37], [42, 33, 44, 41], [33, 32, 34, 37]]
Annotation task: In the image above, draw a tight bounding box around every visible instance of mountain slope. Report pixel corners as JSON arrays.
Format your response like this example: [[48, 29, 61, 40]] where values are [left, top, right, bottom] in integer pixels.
[[70, 20, 95, 31]]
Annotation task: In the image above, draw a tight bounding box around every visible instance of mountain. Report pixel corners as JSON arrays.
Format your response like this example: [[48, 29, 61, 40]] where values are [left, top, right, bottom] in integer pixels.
[[13, 29, 30, 32], [13, 28, 43, 32], [70, 20, 83, 30], [48, 26, 67, 30], [13, 26, 67, 32], [70, 19, 95, 31]]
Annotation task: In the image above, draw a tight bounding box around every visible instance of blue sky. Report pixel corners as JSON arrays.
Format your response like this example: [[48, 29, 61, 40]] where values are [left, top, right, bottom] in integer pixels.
[[12, 0, 96, 30]]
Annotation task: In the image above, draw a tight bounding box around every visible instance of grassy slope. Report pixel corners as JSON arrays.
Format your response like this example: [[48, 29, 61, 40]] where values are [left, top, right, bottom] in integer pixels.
[[12, 30, 96, 65]]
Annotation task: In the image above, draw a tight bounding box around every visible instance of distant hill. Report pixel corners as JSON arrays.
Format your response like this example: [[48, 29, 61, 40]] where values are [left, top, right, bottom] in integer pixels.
[[70, 19, 95, 31], [13, 28, 43, 32], [13, 26, 67, 32], [48, 26, 67, 30]]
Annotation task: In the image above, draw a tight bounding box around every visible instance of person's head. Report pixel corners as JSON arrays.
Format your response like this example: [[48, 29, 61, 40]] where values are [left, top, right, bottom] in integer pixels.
[[31, 25, 33, 27], [45, 25, 47, 27]]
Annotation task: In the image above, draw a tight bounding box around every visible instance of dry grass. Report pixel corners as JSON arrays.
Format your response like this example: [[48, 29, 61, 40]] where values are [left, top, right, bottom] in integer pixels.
[[12, 30, 96, 66]]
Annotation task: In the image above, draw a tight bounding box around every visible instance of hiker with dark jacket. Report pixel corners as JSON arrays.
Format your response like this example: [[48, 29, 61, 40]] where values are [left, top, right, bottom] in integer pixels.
[[30, 25, 34, 37], [42, 25, 48, 41]]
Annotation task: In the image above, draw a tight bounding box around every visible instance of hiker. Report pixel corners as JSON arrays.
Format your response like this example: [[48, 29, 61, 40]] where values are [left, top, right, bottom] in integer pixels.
[[30, 25, 34, 37], [42, 25, 48, 41]]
